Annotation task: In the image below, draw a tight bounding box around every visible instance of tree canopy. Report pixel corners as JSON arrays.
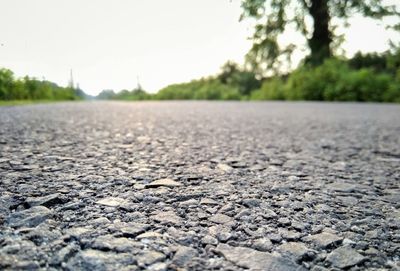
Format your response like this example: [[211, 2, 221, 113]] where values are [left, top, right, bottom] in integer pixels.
[[240, 0, 400, 73]]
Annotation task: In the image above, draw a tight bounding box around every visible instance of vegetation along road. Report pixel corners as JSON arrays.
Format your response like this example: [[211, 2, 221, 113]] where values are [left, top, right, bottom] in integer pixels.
[[0, 101, 399, 270]]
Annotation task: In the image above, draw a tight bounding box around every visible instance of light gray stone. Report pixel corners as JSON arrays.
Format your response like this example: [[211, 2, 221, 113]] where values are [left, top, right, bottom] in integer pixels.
[[209, 214, 233, 224], [305, 232, 343, 248], [6, 206, 52, 228], [96, 197, 127, 207], [326, 246, 366, 268], [151, 211, 181, 225], [137, 251, 165, 267], [215, 244, 304, 270], [172, 246, 198, 267], [277, 242, 310, 262], [145, 178, 182, 188]]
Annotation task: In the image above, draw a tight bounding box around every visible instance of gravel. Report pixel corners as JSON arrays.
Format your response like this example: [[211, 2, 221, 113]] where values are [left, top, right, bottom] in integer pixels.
[[0, 101, 399, 270]]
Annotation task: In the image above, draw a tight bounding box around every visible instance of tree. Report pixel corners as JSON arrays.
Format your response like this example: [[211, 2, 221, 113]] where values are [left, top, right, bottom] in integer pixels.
[[0, 68, 14, 100], [240, 0, 400, 72], [97, 89, 116, 100], [217, 61, 261, 96]]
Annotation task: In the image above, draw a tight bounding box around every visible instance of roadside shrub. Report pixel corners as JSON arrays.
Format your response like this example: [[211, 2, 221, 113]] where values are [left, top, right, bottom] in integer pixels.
[[285, 59, 346, 100], [250, 78, 285, 100], [0, 68, 81, 101], [280, 59, 396, 102]]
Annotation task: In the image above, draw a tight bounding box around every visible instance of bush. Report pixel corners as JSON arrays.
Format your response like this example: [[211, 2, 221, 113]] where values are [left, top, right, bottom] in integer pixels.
[[155, 78, 241, 100], [383, 69, 400, 102], [282, 59, 396, 102], [0, 68, 82, 101], [250, 78, 285, 100]]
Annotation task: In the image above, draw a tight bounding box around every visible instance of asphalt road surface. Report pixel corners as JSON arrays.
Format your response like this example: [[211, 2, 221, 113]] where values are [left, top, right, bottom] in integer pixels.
[[0, 101, 399, 270]]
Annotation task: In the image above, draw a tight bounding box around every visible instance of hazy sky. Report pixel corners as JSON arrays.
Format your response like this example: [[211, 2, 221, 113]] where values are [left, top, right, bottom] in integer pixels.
[[1, 0, 399, 95]]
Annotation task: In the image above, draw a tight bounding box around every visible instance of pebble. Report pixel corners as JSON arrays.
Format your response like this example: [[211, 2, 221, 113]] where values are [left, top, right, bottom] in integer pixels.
[[215, 243, 305, 270], [326, 246, 366, 268], [145, 178, 182, 188], [277, 242, 310, 262], [137, 251, 166, 267], [305, 232, 343, 248], [6, 206, 52, 228], [208, 214, 233, 225], [172, 246, 198, 267], [151, 211, 182, 225], [95, 197, 127, 207]]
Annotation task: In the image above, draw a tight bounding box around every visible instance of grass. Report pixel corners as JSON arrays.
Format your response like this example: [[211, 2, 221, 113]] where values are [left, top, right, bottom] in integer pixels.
[[0, 100, 74, 107]]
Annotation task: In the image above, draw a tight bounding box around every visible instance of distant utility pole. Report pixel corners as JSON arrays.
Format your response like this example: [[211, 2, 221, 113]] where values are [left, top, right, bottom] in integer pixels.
[[136, 76, 142, 90], [68, 69, 75, 89]]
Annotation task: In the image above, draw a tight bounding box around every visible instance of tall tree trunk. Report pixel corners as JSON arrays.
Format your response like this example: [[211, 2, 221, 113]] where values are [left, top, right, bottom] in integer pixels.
[[307, 0, 332, 65]]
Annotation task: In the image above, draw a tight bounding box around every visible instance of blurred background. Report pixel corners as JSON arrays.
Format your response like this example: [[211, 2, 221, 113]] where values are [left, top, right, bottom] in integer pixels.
[[0, 0, 399, 104]]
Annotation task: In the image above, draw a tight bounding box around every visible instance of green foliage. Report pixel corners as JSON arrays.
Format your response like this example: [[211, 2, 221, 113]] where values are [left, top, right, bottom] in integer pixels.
[[0, 68, 83, 101], [97, 86, 153, 101], [240, 0, 400, 72], [0, 68, 15, 100], [348, 51, 387, 72], [217, 61, 261, 96], [250, 78, 285, 100], [97, 90, 117, 100], [152, 61, 260, 101], [156, 78, 242, 100], [96, 56, 400, 103], [251, 58, 400, 102]]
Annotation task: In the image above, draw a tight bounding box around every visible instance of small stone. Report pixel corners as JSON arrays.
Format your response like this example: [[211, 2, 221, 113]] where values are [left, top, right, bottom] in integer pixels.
[[288, 175, 300, 181], [136, 232, 163, 239], [145, 178, 182, 188], [267, 233, 282, 243], [292, 221, 306, 231], [278, 217, 291, 226], [92, 235, 140, 252], [252, 238, 272, 251], [364, 247, 380, 255], [305, 232, 343, 248], [197, 212, 208, 219], [242, 198, 261, 208], [209, 214, 233, 224], [51, 244, 80, 265], [151, 211, 181, 225], [217, 164, 233, 172], [215, 244, 304, 270], [279, 229, 301, 241], [118, 223, 150, 237], [81, 175, 106, 183], [326, 182, 356, 193], [172, 246, 198, 267], [147, 262, 168, 271], [66, 249, 136, 270], [91, 217, 111, 226], [202, 235, 218, 245], [216, 231, 232, 242], [65, 227, 92, 238], [219, 203, 234, 213], [25, 223, 62, 245], [17, 261, 41, 269], [262, 209, 278, 219], [326, 246, 366, 268], [137, 251, 165, 266], [200, 198, 219, 205], [6, 206, 52, 228], [96, 197, 127, 207], [25, 193, 64, 208], [342, 238, 356, 245], [277, 242, 310, 262]]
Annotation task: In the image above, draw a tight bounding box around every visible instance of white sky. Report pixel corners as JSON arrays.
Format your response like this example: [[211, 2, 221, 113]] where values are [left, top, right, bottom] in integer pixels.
[[0, 0, 399, 95]]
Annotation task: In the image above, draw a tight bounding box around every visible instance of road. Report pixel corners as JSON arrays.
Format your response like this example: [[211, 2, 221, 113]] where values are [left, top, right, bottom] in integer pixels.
[[0, 101, 399, 270]]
